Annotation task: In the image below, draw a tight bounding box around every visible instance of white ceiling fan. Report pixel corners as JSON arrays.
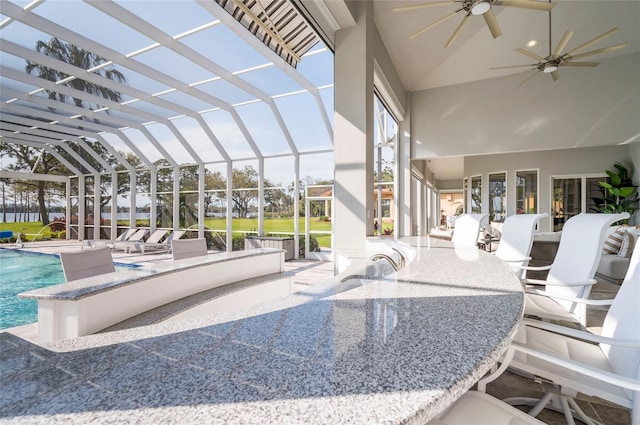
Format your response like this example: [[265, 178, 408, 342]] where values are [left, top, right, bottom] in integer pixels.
[[394, 0, 555, 48], [491, 6, 628, 85]]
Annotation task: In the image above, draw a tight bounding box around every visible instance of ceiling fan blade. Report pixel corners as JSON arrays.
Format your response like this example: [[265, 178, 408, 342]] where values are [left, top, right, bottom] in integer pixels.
[[444, 12, 470, 47], [490, 64, 537, 69], [563, 61, 600, 67], [565, 27, 620, 56], [409, 10, 459, 39], [483, 8, 502, 39], [518, 70, 542, 86], [569, 42, 627, 60], [551, 70, 560, 81], [515, 47, 545, 62], [394, 1, 455, 12], [494, 0, 555, 11], [552, 31, 574, 57]]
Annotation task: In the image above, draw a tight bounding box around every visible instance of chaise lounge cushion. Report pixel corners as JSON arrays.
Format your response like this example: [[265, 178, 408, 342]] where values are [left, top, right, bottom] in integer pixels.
[[596, 225, 639, 284], [596, 253, 632, 282]]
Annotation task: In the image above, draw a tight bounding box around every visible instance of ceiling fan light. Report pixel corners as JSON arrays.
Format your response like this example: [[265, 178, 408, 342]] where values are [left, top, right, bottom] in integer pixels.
[[471, 1, 491, 15], [543, 64, 558, 73]]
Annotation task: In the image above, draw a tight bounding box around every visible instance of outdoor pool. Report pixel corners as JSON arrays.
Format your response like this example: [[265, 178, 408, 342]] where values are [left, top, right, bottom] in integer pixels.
[[0, 249, 139, 329]]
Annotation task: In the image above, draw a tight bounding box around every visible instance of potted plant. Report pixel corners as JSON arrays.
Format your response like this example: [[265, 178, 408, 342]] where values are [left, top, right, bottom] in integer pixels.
[[596, 161, 639, 221]]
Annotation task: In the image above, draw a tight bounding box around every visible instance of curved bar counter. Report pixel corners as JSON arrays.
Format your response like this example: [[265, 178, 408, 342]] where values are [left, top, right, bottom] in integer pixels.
[[1, 237, 524, 424]]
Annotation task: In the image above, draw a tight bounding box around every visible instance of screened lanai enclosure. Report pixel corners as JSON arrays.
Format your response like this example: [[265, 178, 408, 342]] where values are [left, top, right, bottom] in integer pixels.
[[0, 0, 350, 256]]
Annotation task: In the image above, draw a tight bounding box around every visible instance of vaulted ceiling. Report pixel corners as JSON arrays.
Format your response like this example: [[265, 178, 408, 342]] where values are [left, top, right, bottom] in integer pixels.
[[303, 0, 640, 180]]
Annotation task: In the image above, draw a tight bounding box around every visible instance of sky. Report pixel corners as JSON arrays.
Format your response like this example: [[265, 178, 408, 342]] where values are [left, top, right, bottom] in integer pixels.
[[0, 0, 336, 188]]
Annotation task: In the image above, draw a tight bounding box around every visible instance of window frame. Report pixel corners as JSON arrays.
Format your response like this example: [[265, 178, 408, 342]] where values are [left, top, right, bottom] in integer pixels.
[[515, 168, 540, 215], [549, 173, 607, 231]]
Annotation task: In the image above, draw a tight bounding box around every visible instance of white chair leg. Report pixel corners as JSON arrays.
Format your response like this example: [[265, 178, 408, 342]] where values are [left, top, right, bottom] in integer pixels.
[[559, 395, 577, 425], [567, 397, 601, 425], [477, 346, 515, 392], [527, 392, 554, 417], [504, 383, 604, 425]]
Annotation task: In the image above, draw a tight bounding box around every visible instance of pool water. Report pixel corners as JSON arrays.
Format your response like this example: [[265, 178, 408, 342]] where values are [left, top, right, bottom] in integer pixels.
[[0, 249, 138, 330]]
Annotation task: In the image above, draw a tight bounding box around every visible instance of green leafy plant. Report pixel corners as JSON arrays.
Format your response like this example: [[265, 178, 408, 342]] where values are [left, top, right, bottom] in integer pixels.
[[597, 161, 639, 216]]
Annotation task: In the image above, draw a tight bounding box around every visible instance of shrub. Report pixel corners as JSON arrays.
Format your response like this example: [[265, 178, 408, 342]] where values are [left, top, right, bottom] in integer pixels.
[[232, 234, 247, 251], [318, 215, 330, 222], [207, 232, 226, 251], [49, 217, 66, 232], [298, 235, 320, 258]]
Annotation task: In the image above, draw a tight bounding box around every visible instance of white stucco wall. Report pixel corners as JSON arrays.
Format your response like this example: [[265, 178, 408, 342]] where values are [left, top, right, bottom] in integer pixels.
[[629, 141, 640, 225], [464, 145, 634, 231], [410, 52, 640, 158]]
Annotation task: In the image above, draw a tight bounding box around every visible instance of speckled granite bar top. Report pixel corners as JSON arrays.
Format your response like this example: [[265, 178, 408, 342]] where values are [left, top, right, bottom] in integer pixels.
[[1, 238, 523, 424], [17, 248, 283, 301]]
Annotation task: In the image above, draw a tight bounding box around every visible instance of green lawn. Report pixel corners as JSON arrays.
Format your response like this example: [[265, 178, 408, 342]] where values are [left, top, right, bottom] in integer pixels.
[[0, 222, 54, 241], [1, 218, 334, 247], [204, 217, 332, 247]]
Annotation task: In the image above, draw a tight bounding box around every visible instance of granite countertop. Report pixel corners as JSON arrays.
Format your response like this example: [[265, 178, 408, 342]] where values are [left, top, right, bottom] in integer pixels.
[[1, 237, 523, 424], [17, 248, 284, 301]]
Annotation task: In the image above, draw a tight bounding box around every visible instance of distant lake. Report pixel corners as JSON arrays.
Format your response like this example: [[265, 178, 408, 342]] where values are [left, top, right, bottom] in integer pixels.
[[1, 212, 65, 223]]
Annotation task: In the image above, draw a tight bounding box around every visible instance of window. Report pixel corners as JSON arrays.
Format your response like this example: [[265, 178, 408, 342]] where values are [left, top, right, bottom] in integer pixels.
[[373, 94, 398, 235], [381, 199, 391, 218], [463, 177, 468, 214], [470, 175, 482, 213], [488, 172, 506, 222], [516, 170, 538, 214], [551, 175, 606, 231]]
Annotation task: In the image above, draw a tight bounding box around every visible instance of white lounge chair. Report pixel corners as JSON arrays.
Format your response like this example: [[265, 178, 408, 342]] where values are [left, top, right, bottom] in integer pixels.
[[130, 230, 185, 254], [478, 239, 640, 424], [125, 229, 167, 253], [60, 247, 115, 281], [171, 238, 207, 261], [494, 213, 548, 278], [82, 228, 137, 249], [109, 228, 148, 251], [521, 212, 629, 327], [451, 213, 488, 247], [428, 390, 546, 425]]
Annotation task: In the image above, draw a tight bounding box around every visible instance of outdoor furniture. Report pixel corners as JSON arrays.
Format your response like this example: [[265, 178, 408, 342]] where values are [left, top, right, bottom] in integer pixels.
[[82, 228, 137, 249], [494, 213, 548, 278], [172, 238, 208, 260], [596, 225, 640, 284], [109, 228, 148, 251], [245, 235, 295, 260], [60, 246, 115, 282], [451, 213, 488, 247], [128, 229, 185, 254], [428, 391, 546, 425], [125, 229, 167, 253], [478, 238, 640, 424], [522, 212, 629, 327]]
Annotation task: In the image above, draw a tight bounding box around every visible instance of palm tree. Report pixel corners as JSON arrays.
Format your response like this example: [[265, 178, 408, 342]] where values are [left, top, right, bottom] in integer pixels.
[[26, 37, 126, 110], [16, 37, 127, 225]]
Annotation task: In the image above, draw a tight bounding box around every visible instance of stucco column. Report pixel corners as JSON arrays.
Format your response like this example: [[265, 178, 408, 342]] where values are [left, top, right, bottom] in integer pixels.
[[398, 94, 412, 237], [333, 0, 374, 258]]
